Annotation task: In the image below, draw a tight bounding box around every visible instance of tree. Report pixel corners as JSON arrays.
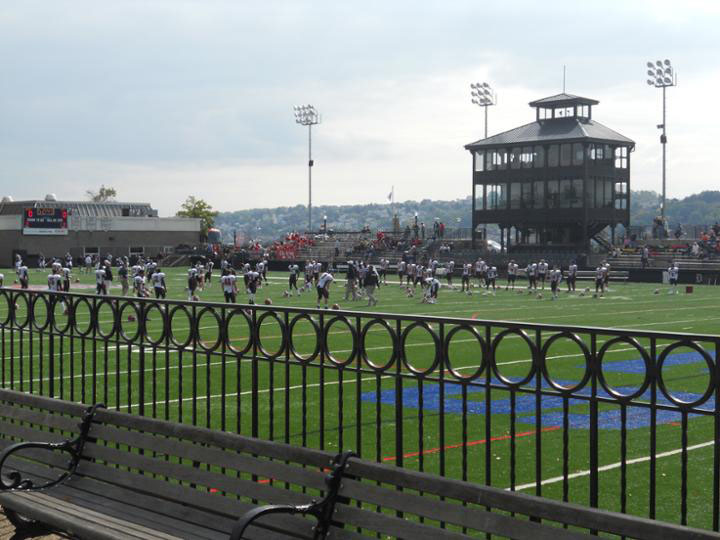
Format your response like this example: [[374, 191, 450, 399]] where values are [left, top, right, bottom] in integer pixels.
[[86, 185, 117, 202], [176, 196, 219, 239]]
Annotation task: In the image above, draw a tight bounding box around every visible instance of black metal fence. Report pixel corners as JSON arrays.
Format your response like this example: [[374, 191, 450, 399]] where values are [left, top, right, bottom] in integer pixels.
[[1, 288, 719, 531]]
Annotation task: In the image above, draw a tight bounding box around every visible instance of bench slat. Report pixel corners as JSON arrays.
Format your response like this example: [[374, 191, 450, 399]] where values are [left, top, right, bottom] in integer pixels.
[[87, 422, 328, 491], [338, 478, 592, 540], [92, 407, 332, 469], [80, 441, 316, 507], [344, 459, 719, 540]]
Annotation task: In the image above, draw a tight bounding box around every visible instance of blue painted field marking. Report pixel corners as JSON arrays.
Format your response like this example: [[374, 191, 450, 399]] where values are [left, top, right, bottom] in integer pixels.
[[584, 350, 714, 374], [361, 377, 711, 430]]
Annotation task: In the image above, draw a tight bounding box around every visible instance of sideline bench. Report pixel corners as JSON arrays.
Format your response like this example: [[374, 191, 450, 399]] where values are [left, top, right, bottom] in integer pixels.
[[1, 389, 717, 540]]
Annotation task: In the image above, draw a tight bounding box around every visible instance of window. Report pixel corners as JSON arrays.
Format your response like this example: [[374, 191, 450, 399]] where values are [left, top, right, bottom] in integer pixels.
[[476, 185, 484, 209], [572, 143, 584, 166], [487, 184, 507, 210], [130, 246, 144, 255], [533, 145, 545, 168], [554, 107, 574, 118], [614, 181, 628, 210], [548, 145, 559, 167], [510, 147, 522, 169], [539, 108, 552, 120], [510, 182, 522, 209], [547, 180, 559, 208], [615, 146, 628, 169], [491, 150, 507, 170], [474, 151, 485, 172], [560, 143, 572, 166], [533, 181, 545, 208], [522, 182, 533, 208], [577, 105, 590, 118], [559, 179, 572, 208], [586, 178, 595, 208], [594, 178, 604, 208], [590, 144, 603, 161], [485, 151, 494, 171], [571, 179, 584, 208], [83, 247, 99, 255], [604, 181, 613, 208], [521, 147, 533, 168]]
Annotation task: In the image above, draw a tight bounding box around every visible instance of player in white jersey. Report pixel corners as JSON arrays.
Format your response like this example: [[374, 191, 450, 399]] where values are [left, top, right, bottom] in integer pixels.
[[246, 270, 260, 304], [15, 254, 22, 274], [187, 267, 199, 301], [357, 263, 368, 290], [92, 266, 105, 295], [133, 271, 148, 298], [379, 258, 390, 285], [51, 260, 62, 275], [313, 261, 322, 284], [38, 254, 46, 271], [287, 264, 300, 296], [151, 268, 166, 299], [422, 277, 440, 303], [397, 260, 406, 286], [221, 269, 238, 303], [461, 263, 471, 292], [256, 261, 266, 284], [62, 267, 72, 292], [537, 260, 548, 290], [594, 265, 606, 296], [84, 255, 93, 273], [526, 262, 537, 290], [0, 273, 3, 287], [429, 259, 439, 277], [445, 261, 455, 287], [118, 262, 130, 296], [668, 263, 680, 294], [415, 264, 425, 288], [505, 260, 518, 290], [17, 265, 29, 289], [486, 266, 497, 295], [603, 261, 611, 291], [316, 271, 334, 309], [206, 260, 214, 283], [196, 264, 206, 291], [549, 266, 562, 300], [567, 261, 578, 292], [405, 263, 415, 286]]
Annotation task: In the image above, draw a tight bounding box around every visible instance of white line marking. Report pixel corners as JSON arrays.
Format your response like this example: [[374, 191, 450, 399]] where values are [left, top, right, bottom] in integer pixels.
[[513, 440, 715, 491]]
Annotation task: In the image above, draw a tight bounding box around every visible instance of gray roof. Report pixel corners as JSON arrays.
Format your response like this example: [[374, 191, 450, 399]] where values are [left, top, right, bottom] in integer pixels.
[[528, 93, 599, 107], [464, 118, 635, 150], [0, 200, 157, 217]]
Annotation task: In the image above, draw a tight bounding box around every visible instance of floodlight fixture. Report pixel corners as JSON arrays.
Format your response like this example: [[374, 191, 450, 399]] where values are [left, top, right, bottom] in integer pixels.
[[470, 81, 497, 138], [644, 58, 677, 222], [293, 103, 322, 231]]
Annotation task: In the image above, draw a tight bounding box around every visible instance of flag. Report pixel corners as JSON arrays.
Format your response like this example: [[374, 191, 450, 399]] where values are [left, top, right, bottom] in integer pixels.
[[387, 191, 393, 201]]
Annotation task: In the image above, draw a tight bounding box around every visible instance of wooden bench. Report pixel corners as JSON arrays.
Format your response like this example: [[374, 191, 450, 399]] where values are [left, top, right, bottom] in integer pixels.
[[1, 388, 717, 540]]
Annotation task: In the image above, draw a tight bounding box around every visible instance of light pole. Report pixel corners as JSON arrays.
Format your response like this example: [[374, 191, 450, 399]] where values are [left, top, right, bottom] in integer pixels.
[[293, 104, 321, 232], [470, 82, 497, 139], [646, 60, 676, 223], [470, 82, 497, 248]]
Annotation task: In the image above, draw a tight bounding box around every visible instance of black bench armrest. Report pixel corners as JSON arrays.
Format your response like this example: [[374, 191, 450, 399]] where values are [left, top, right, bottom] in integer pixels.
[[230, 450, 356, 540], [0, 403, 104, 492]]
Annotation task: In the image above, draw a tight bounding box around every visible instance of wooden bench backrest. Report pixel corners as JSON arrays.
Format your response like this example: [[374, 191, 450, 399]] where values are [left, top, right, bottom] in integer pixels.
[[0, 389, 331, 538]]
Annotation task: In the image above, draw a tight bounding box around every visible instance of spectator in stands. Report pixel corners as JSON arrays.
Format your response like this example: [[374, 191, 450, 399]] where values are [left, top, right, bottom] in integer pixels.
[[439, 222, 445, 238], [641, 246, 650, 268], [420, 222, 425, 240]]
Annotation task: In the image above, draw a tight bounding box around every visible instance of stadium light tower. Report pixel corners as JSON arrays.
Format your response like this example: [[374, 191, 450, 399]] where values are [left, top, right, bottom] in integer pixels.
[[293, 104, 321, 232], [470, 82, 497, 138], [646, 59, 676, 222]]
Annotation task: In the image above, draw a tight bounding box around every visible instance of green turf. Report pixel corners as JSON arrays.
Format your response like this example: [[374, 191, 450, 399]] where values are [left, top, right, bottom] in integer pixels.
[[0, 266, 718, 531]]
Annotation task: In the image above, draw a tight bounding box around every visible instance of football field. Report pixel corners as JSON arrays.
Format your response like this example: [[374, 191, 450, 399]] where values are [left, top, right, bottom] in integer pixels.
[[1, 266, 719, 530]]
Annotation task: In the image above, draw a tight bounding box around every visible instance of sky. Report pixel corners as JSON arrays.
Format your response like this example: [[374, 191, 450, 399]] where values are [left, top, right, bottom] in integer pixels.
[[1, 0, 718, 216]]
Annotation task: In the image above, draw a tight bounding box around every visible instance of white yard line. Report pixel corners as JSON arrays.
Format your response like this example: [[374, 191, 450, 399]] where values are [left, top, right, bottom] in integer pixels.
[[513, 440, 716, 492]]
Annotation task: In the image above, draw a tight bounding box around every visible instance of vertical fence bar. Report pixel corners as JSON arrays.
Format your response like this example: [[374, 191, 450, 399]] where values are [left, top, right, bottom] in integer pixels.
[[649, 337, 657, 520], [714, 340, 720, 532], [394, 318, 403, 470], [535, 328, 542, 499], [589, 332, 599, 509]]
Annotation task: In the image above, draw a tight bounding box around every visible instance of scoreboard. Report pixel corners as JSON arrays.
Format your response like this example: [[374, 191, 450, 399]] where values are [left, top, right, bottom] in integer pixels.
[[23, 208, 69, 235]]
